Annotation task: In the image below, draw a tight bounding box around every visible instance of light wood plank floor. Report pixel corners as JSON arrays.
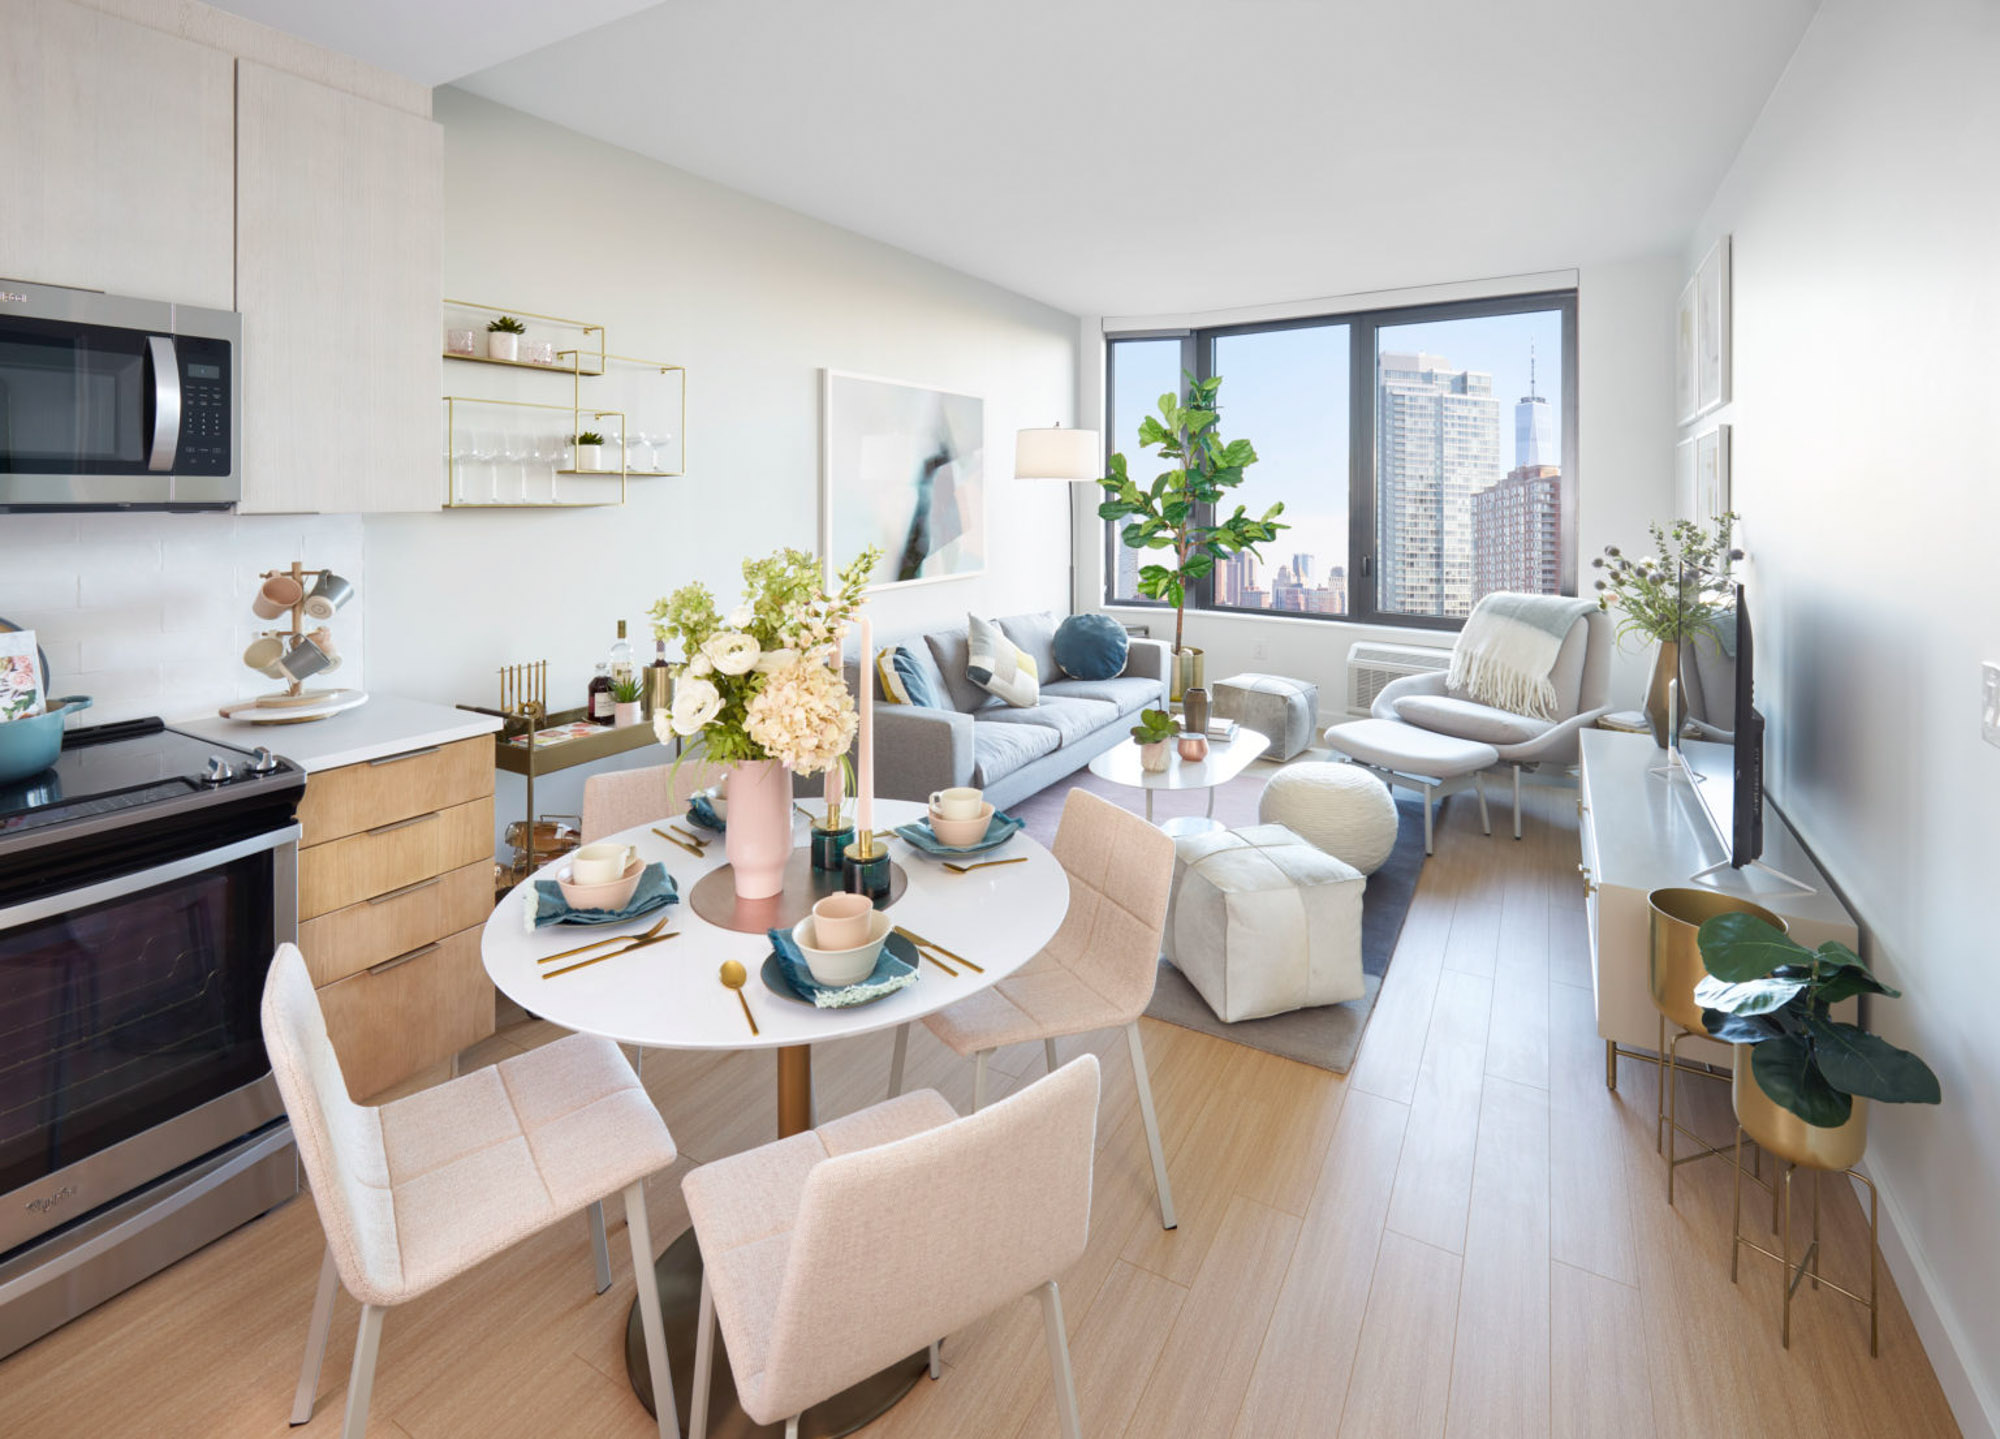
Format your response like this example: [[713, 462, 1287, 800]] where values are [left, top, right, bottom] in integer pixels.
[[0, 784, 1960, 1437]]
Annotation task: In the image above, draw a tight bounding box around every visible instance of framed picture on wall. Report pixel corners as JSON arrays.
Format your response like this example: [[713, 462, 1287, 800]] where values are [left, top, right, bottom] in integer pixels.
[[1674, 434, 1699, 521], [1675, 277, 1700, 425], [1694, 423, 1731, 525], [821, 370, 986, 591], [1694, 235, 1731, 416]]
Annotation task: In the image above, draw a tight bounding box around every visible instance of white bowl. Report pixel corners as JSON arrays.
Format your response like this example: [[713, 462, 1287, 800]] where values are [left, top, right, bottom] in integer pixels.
[[557, 855, 644, 911], [928, 801, 995, 848], [792, 908, 891, 988]]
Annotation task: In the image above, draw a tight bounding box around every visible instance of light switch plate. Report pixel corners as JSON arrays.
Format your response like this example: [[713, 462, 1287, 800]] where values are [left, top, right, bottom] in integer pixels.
[[1983, 662, 2000, 747]]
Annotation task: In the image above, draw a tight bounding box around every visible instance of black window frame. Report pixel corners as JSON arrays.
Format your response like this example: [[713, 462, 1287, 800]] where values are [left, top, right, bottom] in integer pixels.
[[1102, 289, 1579, 632]]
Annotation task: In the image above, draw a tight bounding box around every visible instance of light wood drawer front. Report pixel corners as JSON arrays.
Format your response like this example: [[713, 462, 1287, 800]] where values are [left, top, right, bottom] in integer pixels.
[[299, 797, 493, 920], [317, 925, 494, 1101], [298, 859, 492, 987], [298, 737, 493, 847]]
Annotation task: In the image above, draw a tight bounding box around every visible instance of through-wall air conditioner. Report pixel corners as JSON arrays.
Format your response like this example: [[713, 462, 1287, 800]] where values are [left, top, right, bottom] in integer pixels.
[[1346, 641, 1454, 716]]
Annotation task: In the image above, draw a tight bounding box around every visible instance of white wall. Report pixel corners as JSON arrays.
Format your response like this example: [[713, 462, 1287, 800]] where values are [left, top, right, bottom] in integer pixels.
[[365, 88, 1080, 821], [1072, 256, 1682, 716], [1687, 1, 2000, 1430]]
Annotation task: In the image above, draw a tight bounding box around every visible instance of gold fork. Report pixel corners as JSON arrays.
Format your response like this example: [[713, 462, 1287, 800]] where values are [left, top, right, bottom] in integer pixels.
[[652, 826, 704, 858], [543, 930, 680, 979], [942, 855, 1028, 876], [537, 913, 673, 965]]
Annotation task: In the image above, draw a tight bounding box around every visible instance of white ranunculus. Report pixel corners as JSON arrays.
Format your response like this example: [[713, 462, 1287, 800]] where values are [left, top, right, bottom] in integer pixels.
[[728, 604, 755, 628], [651, 710, 675, 747], [688, 652, 713, 677], [670, 676, 722, 736], [704, 631, 760, 676], [754, 647, 800, 674]]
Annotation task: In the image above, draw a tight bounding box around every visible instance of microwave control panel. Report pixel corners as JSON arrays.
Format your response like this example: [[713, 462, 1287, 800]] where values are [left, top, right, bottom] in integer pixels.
[[175, 336, 231, 475]]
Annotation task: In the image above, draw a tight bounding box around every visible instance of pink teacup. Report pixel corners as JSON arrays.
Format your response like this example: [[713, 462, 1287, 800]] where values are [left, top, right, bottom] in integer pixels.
[[810, 893, 875, 949]]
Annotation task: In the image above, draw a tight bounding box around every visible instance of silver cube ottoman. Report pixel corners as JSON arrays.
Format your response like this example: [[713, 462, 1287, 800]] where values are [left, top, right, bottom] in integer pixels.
[[1213, 672, 1318, 761], [1164, 823, 1365, 1022]]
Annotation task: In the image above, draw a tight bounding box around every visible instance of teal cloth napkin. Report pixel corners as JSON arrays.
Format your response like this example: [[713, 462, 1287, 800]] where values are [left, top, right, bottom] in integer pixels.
[[687, 794, 726, 832], [528, 862, 677, 929], [893, 810, 1025, 855], [768, 926, 917, 1008]]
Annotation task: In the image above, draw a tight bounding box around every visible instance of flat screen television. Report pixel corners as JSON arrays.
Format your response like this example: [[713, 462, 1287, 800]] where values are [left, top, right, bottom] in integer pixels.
[[1728, 582, 1763, 867]]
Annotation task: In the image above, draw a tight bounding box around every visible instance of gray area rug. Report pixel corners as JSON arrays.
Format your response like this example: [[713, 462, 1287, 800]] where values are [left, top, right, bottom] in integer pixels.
[[1013, 764, 1426, 1073]]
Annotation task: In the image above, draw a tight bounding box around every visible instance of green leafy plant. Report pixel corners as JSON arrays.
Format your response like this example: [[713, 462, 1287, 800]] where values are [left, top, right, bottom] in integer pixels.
[[1129, 708, 1176, 746], [573, 431, 606, 447], [1592, 514, 1739, 645], [1097, 373, 1286, 657], [486, 315, 527, 334], [610, 675, 643, 704], [1695, 914, 1941, 1128]]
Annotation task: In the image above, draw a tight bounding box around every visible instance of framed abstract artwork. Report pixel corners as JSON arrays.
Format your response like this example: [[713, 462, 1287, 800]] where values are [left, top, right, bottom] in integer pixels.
[[1694, 235, 1731, 416], [821, 370, 985, 591], [1694, 423, 1731, 526], [1675, 276, 1699, 425]]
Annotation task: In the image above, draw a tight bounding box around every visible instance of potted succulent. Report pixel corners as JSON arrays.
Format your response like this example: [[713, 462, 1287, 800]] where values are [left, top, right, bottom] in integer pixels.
[[610, 675, 644, 728], [1592, 514, 1740, 747], [1695, 913, 1941, 1169], [486, 314, 526, 362], [1098, 373, 1285, 701], [1130, 707, 1176, 773], [573, 430, 607, 472]]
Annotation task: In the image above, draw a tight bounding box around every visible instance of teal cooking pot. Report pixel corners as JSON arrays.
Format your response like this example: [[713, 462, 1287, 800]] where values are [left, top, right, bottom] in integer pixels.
[[0, 697, 91, 784]]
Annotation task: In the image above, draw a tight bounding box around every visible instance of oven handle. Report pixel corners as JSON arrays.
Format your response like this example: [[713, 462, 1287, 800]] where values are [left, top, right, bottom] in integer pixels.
[[0, 824, 300, 933], [146, 335, 182, 473]]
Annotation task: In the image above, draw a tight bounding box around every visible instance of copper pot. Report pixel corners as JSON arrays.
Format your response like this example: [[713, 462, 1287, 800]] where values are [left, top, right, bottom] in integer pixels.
[[1177, 733, 1209, 762]]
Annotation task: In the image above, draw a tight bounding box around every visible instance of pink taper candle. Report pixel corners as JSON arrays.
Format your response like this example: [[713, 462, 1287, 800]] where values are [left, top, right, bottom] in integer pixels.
[[856, 616, 874, 841], [824, 754, 843, 821]]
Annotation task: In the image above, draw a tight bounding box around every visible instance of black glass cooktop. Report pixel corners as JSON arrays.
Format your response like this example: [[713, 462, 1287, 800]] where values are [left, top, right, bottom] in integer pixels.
[[0, 717, 302, 838]]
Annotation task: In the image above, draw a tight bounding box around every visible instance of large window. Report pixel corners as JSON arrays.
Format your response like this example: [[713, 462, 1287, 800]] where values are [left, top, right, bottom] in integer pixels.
[[1104, 291, 1576, 629]]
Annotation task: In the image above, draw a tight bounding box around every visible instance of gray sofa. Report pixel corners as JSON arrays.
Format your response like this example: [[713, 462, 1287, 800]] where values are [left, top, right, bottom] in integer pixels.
[[845, 611, 1169, 810]]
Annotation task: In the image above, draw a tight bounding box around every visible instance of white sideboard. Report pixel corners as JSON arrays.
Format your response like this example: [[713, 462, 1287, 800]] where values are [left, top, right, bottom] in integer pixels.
[[1577, 729, 1857, 1080]]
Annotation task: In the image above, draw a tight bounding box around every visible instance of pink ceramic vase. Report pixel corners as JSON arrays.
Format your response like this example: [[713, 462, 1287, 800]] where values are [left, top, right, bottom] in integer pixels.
[[725, 759, 793, 900]]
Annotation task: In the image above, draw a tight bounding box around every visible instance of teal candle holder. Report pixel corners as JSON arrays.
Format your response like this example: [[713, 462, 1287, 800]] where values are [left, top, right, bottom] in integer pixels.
[[841, 837, 891, 901], [810, 823, 855, 873]]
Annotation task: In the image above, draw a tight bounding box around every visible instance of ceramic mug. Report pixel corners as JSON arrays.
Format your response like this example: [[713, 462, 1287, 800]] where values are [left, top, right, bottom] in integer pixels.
[[810, 893, 875, 949], [242, 635, 286, 678], [303, 570, 355, 621], [571, 841, 638, 885], [929, 786, 983, 820], [307, 627, 341, 674], [276, 636, 333, 682], [251, 574, 304, 620]]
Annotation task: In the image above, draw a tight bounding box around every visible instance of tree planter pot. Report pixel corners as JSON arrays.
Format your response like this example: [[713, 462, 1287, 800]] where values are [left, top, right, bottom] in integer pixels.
[[1138, 740, 1172, 773], [1169, 645, 1205, 703], [1733, 1046, 1868, 1171], [487, 332, 520, 362]]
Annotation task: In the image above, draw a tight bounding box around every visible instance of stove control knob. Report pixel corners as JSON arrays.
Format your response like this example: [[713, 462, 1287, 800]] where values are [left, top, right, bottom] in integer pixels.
[[246, 746, 280, 775], [201, 756, 235, 785]]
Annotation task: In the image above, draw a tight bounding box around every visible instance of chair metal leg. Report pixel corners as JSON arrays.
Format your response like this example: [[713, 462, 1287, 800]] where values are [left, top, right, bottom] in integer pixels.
[[1512, 765, 1523, 839], [785, 1420, 801, 1439], [588, 1199, 613, 1295], [1422, 788, 1436, 855], [340, 1303, 385, 1439], [625, 1182, 680, 1439], [1474, 774, 1491, 836], [887, 1022, 910, 1099], [929, 1339, 942, 1380], [1039, 1281, 1083, 1439], [1126, 1022, 1176, 1229], [1044, 1038, 1060, 1074], [690, 1273, 716, 1439], [290, 1245, 339, 1426], [972, 1050, 991, 1113]]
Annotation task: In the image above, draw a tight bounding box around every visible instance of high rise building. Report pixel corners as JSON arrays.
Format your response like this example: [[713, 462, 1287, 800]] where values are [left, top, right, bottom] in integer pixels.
[[1473, 351, 1564, 600], [1291, 553, 1314, 585], [1217, 550, 1261, 608], [1376, 351, 1501, 618]]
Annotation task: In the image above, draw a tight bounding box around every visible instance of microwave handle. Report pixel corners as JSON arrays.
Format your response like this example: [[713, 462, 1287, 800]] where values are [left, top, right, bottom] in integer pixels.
[[146, 335, 181, 473]]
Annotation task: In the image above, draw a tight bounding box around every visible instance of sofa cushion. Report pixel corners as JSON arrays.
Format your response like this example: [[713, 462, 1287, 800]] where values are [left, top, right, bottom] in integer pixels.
[[970, 721, 1060, 786], [1039, 676, 1160, 715], [967, 613, 1040, 708], [1051, 613, 1130, 681], [923, 628, 994, 714], [1393, 694, 1553, 745], [997, 612, 1061, 690], [976, 696, 1116, 748], [874, 645, 943, 708]]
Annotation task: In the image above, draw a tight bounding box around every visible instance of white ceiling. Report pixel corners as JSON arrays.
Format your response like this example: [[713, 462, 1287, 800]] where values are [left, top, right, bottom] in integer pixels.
[[221, 0, 1821, 317]]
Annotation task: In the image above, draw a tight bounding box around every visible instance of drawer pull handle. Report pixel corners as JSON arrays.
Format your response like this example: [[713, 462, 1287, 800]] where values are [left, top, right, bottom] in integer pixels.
[[366, 812, 438, 838], [367, 745, 442, 767], [369, 941, 439, 976], [368, 875, 443, 905]]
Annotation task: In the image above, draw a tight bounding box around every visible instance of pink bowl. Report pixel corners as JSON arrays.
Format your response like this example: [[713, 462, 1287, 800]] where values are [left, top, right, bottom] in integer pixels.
[[557, 855, 644, 911], [928, 802, 995, 848]]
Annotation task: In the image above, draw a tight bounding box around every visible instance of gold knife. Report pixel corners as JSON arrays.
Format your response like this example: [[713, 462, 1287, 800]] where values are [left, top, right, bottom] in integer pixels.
[[652, 826, 704, 858], [894, 927, 984, 973], [543, 930, 679, 978]]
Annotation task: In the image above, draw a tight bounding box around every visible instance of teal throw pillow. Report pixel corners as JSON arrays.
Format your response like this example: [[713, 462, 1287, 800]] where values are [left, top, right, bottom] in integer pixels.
[[1053, 613, 1130, 681]]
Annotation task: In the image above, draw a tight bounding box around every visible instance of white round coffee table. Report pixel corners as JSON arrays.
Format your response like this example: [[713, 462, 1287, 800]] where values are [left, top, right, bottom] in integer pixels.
[[1087, 729, 1270, 836], [482, 797, 1068, 1437]]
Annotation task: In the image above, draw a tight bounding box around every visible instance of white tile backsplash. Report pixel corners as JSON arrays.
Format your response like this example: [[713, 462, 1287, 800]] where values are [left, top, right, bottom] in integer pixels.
[[1, 512, 365, 724]]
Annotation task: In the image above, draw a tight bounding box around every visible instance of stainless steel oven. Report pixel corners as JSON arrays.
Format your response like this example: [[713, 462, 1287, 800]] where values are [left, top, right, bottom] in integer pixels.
[[0, 278, 239, 511]]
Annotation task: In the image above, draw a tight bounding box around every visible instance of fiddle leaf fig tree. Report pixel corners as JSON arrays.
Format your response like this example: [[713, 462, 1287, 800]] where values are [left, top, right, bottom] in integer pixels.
[[1097, 372, 1287, 657]]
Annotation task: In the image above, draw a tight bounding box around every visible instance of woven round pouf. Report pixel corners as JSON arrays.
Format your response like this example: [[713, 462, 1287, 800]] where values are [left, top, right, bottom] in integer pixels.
[[1258, 762, 1399, 875]]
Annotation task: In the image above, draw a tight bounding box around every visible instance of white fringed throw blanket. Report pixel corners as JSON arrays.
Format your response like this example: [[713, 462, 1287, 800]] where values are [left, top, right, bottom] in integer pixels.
[[1447, 593, 1595, 720]]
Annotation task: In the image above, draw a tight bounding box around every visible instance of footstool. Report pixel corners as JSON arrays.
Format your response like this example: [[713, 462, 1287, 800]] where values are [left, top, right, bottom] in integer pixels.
[[1319, 718, 1499, 856], [1164, 824, 1365, 1022], [1213, 673, 1318, 761], [1258, 762, 1401, 874]]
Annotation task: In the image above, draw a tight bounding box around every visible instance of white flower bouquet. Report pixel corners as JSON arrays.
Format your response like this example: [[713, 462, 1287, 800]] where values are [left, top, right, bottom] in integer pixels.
[[648, 546, 879, 773]]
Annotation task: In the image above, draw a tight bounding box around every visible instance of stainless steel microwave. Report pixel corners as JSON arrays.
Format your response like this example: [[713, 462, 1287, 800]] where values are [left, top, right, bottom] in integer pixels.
[[0, 279, 240, 511]]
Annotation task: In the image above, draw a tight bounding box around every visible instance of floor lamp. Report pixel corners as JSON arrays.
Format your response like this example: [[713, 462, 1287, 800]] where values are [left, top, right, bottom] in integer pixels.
[[1015, 424, 1101, 614]]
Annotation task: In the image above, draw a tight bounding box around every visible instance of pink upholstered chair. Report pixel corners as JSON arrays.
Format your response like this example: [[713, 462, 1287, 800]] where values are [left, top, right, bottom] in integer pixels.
[[261, 945, 682, 1439], [681, 1056, 1101, 1439], [581, 758, 712, 843], [886, 787, 1179, 1228]]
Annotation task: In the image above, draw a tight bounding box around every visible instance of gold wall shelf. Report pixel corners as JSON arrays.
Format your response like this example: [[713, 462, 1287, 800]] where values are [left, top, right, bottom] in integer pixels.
[[442, 394, 630, 510], [443, 298, 606, 375]]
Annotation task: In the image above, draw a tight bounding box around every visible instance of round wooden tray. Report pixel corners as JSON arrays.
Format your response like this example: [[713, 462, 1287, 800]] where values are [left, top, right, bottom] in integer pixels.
[[687, 848, 906, 935]]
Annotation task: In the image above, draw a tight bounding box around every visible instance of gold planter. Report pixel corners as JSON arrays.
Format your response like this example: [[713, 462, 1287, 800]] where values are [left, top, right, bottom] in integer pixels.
[[1733, 1048, 1869, 1171], [1169, 645, 1205, 702], [1647, 887, 1787, 1036]]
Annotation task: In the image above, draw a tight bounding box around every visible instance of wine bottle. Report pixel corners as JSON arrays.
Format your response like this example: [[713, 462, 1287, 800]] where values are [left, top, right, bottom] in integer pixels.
[[587, 661, 614, 725]]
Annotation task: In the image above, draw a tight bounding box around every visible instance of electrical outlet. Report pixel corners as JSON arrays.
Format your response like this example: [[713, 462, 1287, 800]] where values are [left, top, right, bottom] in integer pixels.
[[1252, 640, 1269, 661], [1984, 662, 2000, 748]]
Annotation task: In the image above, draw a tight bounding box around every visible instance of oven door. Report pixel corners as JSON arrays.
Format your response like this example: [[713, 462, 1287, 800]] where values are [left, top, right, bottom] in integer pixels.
[[0, 825, 296, 1254]]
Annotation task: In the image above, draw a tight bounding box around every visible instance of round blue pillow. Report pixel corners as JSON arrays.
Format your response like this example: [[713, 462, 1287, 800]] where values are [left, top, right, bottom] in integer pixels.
[[1052, 613, 1130, 681]]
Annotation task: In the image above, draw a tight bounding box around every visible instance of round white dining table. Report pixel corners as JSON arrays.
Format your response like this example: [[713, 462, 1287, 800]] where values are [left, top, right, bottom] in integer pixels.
[[481, 797, 1069, 1438]]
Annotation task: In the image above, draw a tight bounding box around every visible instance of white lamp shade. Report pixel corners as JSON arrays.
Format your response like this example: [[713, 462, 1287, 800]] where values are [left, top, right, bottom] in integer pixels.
[[1014, 425, 1101, 481]]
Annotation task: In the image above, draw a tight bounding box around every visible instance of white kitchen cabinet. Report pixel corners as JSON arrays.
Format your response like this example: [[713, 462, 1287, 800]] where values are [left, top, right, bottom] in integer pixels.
[[235, 60, 442, 513], [0, 0, 234, 308]]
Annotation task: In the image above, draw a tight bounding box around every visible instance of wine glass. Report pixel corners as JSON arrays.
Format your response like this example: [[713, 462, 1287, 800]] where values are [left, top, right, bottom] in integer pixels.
[[468, 428, 501, 505], [500, 431, 531, 503], [626, 430, 654, 474], [531, 430, 563, 503]]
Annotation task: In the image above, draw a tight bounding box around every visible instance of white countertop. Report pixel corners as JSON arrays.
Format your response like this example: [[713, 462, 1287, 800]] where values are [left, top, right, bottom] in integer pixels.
[[176, 695, 501, 772]]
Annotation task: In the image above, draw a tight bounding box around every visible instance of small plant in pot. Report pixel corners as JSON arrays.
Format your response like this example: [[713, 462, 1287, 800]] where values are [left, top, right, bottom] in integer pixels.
[[573, 431, 607, 471], [1131, 708, 1176, 773], [486, 314, 526, 362], [610, 675, 644, 728], [1695, 913, 1940, 1167]]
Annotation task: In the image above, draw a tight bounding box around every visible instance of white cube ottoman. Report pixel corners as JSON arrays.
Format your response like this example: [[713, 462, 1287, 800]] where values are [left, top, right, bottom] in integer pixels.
[[1165, 824, 1365, 1023], [1258, 761, 1401, 875], [1213, 672, 1318, 761]]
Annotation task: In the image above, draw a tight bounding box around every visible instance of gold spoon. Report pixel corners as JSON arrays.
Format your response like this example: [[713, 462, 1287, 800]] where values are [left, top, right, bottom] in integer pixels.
[[720, 960, 759, 1036]]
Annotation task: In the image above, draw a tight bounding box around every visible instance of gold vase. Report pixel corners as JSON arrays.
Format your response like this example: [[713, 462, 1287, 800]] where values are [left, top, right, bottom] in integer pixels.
[[1169, 645, 1205, 702], [1647, 887, 1787, 1034], [1733, 1047, 1869, 1171], [1644, 639, 1680, 749]]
